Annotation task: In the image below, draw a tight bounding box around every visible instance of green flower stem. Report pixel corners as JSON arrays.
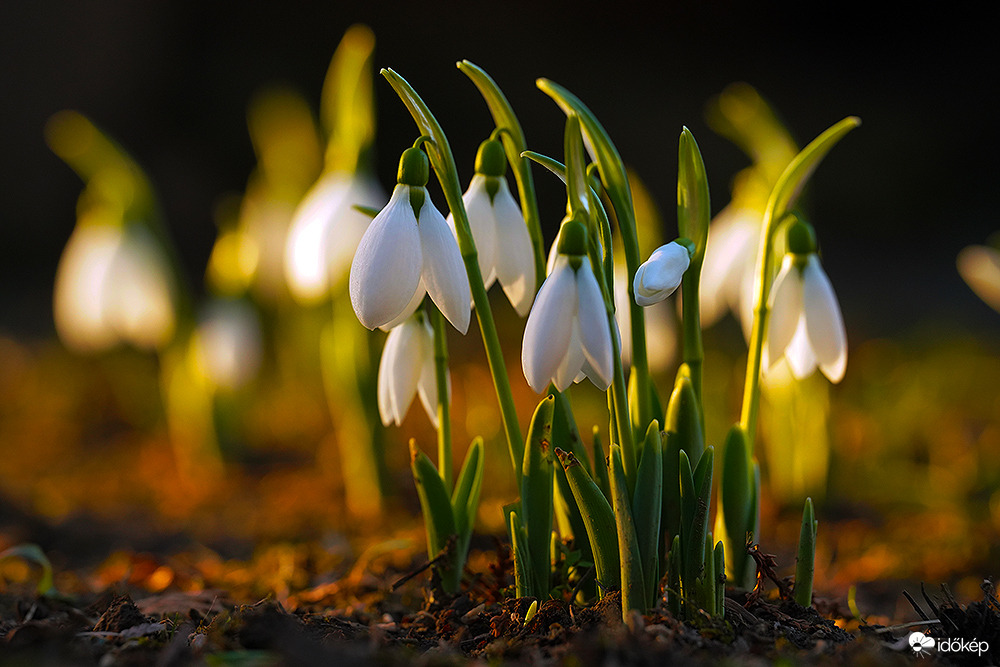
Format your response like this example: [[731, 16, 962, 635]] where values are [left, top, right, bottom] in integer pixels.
[[677, 128, 710, 418], [563, 115, 637, 490], [739, 117, 860, 449], [457, 60, 545, 284], [382, 68, 524, 480], [537, 80, 652, 434], [428, 300, 452, 494]]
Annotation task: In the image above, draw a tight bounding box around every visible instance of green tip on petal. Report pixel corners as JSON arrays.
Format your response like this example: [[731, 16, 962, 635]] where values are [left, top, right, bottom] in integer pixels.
[[786, 215, 817, 255], [475, 138, 507, 177], [557, 216, 588, 256], [397, 146, 429, 186]]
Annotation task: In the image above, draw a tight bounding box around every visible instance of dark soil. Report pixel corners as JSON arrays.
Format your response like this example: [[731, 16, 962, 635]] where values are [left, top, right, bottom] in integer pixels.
[[4, 565, 997, 665]]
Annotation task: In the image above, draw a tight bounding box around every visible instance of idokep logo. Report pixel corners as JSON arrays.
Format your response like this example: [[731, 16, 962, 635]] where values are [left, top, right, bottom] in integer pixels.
[[909, 632, 935, 655], [908, 631, 991, 658]]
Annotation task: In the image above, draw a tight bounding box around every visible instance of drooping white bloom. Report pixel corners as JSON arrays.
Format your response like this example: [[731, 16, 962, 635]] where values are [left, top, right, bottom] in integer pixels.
[[377, 314, 441, 427], [192, 300, 263, 390], [350, 183, 471, 333], [957, 244, 1000, 313], [522, 254, 613, 393], [614, 262, 677, 371], [633, 242, 691, 307], [284, 172, 385, 303], [766, 254, 846, 382], [699, 204, 761, 337], [449, 174, 536, 316], [54, 223, 176, 352]]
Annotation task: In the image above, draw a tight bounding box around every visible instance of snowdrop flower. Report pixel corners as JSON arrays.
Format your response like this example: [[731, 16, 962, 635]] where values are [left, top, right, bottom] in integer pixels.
[[766, 221, 846, 383], [284, 171, 385, 303], [522, 219, 613, 393], [614, 261, 677, 370], [377, 313, 442, 427], [54, 221, 176, 352], [633, 241, 691, 306], [350, 145, 470, 332], [448, 137, 535, 316], [192, 300, 263, 390]]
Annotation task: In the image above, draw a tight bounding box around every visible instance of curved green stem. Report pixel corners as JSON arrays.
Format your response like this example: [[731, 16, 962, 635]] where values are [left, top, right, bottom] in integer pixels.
[[537, 80, 651, 435], [382, 68, 524, 481], [427, 300, 452, 493], [458, 60, 546, 285], [739, 117, 860, 449]]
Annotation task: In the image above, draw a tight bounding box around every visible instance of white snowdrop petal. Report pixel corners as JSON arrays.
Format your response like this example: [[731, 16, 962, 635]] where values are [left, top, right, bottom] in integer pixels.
[[385, 318, 426, 425], [575, 262, 613, 389], [418, 200, 472, 334], [699, 208, 759, 326], [802, 256, 847, 383], [766, 255, 803, 372], [379, 279, 426, 332], [376, 331, 396, 427], [491, 179, 536, 316], [457, 174, 498, 288], [415, 320, 441, 427], [785, 316, 816, 380], [554, 324, 585, 392], [53, 224, 123, 352], [349, 185, 422, 330], [522, 257, 577, 393], [285, 173, 349, 302], [106, 226, 176, 349], [634, 243, 689, 306]]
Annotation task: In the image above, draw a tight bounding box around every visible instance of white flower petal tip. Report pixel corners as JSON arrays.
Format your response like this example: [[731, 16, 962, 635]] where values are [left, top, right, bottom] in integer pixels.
[[634, 242, 691, 307], [521, 255, 612, 393], [765, 253, 847, 384], [350, 184, 471, 333], [376, 316, 439, 427], [460, 175, 536, 317]]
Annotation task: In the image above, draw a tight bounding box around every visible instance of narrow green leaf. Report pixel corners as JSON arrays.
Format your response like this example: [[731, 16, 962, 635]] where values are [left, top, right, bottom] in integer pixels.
[[536, 78, 634, 229], [457, 60, 545, 279], [661, 430, 682, 548], [794, 497, 817, 607], [505, 504, 531, 598], [665, 368, 705, 466], [677, 127, 710, 263], [632, 420, 664, 609], [684, 447, 714, 603], [555, 447, 620, 595], [564, 115, 588, 217], [452, 438, 483, 534], [410, 441, 459, 592], [522, 395, 556, 597], [591, 426, 611, 503], [714, 540, 726, 617], [701, 531, 716, 616], [719, 425, 755, 588], [610, 445, 645, 618], [320, 24, 375, 172], [766, 116, 861, 226], [666, 535, 681, 616], [551, 387, 591, 473]]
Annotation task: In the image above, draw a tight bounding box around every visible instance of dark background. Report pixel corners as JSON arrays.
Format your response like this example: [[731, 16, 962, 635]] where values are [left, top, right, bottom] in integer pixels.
[[2, 1, 997, 341]]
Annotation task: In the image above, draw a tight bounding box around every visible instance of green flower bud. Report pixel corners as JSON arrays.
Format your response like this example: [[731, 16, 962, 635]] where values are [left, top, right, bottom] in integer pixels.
[[786, 216, 817, 256], [474, 138, 506, 178], [397, 146, 429, 187], [557, 215, 588, 257]]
